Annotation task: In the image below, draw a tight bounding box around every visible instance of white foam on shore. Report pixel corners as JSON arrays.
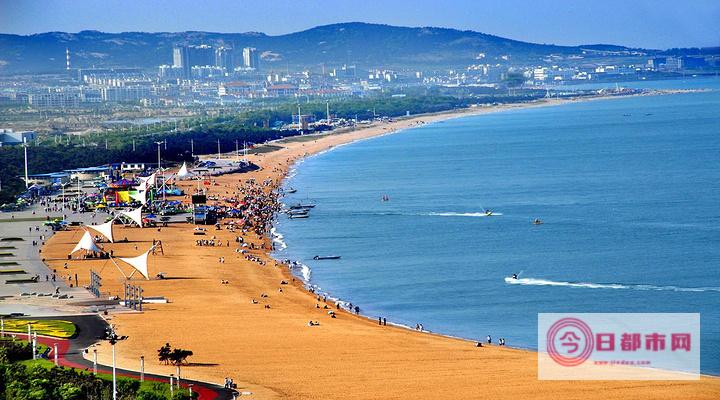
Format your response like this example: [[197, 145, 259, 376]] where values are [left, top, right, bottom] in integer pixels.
[[270, 227, 287, 251], [505, 277, 720, 293], [299, 263, 312, 281]]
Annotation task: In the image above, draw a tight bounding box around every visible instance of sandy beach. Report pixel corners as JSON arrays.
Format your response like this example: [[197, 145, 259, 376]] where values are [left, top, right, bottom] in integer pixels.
[[41, 94, 720, 399]]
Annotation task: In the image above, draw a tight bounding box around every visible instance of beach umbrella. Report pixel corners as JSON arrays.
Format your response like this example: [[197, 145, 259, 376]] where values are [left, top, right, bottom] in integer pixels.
[[85, 219, 115, 243], [120, 207, 144, 227], [118, 249, 152, 280], [70, 231, 102, 255]]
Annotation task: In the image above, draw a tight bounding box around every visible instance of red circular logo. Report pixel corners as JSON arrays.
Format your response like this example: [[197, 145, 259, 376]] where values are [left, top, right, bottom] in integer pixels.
[[547, 317, 594, 367]]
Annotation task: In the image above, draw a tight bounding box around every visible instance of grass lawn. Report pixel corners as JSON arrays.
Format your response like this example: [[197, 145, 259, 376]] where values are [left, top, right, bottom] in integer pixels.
[[19, 357, 177, 396], [249, 144, 284, 153], [2, 319, 77, 338]]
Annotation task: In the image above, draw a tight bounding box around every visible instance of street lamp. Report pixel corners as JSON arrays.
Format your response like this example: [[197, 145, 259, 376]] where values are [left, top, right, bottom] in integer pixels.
[[101, 325, 128, 400], [22, 137, 29, 189], [155, 141, 163, 172], [155, 141, 166, 201]]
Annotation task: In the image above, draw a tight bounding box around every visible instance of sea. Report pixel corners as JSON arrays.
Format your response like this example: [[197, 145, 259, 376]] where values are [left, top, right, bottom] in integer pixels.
[[273, 76, 720, 374]]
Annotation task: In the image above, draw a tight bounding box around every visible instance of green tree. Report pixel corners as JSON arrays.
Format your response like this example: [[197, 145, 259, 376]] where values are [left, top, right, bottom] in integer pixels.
[[57, 382, 82, 400], [117, 377, 140, 400], [158, 343, 171, 365]]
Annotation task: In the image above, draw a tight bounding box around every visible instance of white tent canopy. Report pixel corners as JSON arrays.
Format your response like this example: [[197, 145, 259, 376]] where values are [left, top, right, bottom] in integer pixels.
[[70, 231, 102, 255], [120, 207, 143, 227], [86, 219, 114, 243], [177, 162, 191, 179], [119, 249, 152, 280]]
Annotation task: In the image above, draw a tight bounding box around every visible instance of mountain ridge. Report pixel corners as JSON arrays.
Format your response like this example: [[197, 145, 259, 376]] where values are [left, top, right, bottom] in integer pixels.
[[0, 22, 698, 74]]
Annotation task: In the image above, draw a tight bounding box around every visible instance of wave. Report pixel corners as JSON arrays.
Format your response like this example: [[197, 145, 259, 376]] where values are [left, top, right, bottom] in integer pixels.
[[427, 212, 503, 217], [504, 277, 720, 293], [270, 227, 287, 251], [285, 260, 311, 281]]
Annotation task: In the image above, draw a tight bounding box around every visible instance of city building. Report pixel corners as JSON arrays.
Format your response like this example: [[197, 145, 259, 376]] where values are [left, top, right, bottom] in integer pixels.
[[173, 45, 216, 78], [243, 47, 259, 70], [27, 90, 82, 108], [0, 129, 36, 146], [215, 46, 234, 71], [120, 162, 147, 172], [100, 86, 152, 103]]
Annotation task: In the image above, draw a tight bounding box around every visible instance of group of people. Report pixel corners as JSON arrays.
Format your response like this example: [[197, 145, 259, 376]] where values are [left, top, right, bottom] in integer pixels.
[[478, 335, 507, 347], [223, 377, 235, 389]]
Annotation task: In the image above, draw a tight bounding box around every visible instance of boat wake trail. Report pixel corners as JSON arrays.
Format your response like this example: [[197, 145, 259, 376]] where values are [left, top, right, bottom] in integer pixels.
[[427, 212, 503, 217], [504, 277, 720, 293]]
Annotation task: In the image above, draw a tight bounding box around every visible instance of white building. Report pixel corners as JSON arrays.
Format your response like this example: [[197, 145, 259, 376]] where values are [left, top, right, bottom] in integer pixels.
[[0, 129, 36, 146]]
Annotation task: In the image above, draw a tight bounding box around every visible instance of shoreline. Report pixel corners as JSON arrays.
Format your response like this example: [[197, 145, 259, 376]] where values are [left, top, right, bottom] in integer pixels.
[[36, 89, 720, 399], [262, 87, 720, 361]]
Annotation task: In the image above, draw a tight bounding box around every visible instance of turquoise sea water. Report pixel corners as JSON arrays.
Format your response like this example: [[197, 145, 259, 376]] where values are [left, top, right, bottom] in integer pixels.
[[274, 77, 720, 374]]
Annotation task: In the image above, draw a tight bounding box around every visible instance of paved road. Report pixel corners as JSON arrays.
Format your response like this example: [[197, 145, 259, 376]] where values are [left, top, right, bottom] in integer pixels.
[[0, 205, 91, 300]]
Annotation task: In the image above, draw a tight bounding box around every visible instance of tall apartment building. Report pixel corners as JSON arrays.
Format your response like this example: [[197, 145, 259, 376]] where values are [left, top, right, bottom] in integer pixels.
[[243, 47, 259, 70], [215, 47, 234, 71]]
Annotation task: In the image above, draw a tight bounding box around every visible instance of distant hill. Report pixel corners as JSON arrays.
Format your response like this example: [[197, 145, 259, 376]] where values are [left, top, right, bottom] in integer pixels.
[[0, 22, 675, 74]]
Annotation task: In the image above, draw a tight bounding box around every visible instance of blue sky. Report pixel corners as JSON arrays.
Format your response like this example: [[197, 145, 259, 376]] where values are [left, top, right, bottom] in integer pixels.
[[0, 0, 718, 49]]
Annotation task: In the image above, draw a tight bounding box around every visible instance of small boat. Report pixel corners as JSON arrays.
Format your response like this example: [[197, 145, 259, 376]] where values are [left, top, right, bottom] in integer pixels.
[[289, 214, 309, 219], [287, 210, 308, 216], [532, 218, 543, 225], [313, 255, 341, 260], [286, 188, 297, 194], [290, 203, 315, 210]]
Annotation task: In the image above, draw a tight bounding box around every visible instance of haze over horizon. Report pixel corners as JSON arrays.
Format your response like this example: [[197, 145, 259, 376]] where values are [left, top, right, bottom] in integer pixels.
[[0, 0, 718, 49]]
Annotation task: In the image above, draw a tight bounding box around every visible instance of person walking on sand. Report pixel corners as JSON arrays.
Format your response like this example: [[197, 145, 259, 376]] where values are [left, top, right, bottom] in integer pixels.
[[487, 335, 492, 344]]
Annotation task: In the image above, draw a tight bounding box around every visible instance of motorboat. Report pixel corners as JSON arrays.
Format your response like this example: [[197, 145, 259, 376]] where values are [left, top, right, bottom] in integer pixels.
[[290, 204, 315, 210], [313, 255, 341, 260]]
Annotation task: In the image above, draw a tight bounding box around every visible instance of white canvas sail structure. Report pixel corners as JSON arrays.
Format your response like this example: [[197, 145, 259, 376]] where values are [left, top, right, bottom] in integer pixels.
[[85, 220, 114, 243], [70, 230, 102, 255], [138, 173, 156, 189], [177, 162, 190, 179], [120, 207, 144, 227], [119, 249, 152, 280], [130, 188, 148, 205]]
